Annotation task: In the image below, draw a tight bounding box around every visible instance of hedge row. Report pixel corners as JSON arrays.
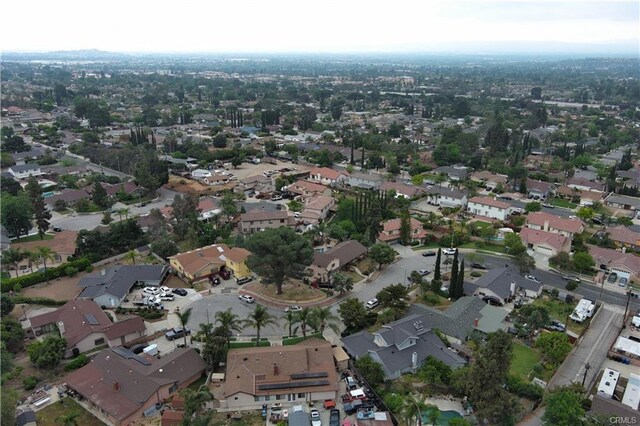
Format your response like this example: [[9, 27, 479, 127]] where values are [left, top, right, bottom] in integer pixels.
[[1, 258, 92, 293], [506, 375, 544, 400], [9, 296, 66, 306]]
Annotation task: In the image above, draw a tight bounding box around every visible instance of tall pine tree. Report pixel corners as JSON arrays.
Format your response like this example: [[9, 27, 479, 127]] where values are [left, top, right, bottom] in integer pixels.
[[449, 250, 459, 295], [453, 259, 465, 300], [25, 176, 51, 239]]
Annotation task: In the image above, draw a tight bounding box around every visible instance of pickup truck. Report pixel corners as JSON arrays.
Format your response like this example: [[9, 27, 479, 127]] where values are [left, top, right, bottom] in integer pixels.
[[165, 327, 191, 341], [133, 296, 163, 309]]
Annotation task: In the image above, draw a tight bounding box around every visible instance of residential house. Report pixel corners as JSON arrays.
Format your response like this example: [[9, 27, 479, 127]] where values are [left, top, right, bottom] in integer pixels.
[[588, 245, 640, 283], [104, 182, 143, 198], [197, 197, 222, 221], [307, 167, 349, 186], [12, 229, 78, 266], [9, 163, 43, 180], [28, 299, 146, 358], [65, 347, 205, 425], [45, 188, 92, 209], [526, 178, 553, 199], [347, 172, 383, 190], [380, 181, 424, 199], [463, 267, 543, 303], [220, 339, 339, 410], [240, 210, 295, 234], [240, 174, 274, 197], [606, 226, 640, 249], [425, 187, 468, 208], [287, 179, 332, 202], [10, 147, 45, 165], [467, 197, 511, 220], [169, 244, 251, 282], [309, 240, 368, 284], [471, 171, 508, 191], [525, 211, 584, 239], [77, 265, 169, 308], [519, 228, 571, 257], [604, 193, 640, 211], [567, 177, 606, 193], [341, 313, 467, 380], [300, 195, 336, 224], [433, 166, 469, 181], [378, 218, 429, 244]]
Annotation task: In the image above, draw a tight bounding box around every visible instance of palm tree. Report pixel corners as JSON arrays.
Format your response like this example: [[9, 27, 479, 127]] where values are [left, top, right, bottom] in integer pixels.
[[402, 395, 428, 426], [126, 250, 137, 265], [182, 385, 213, 421], [26, 250, 39, 273], [215, 308, 244, 348], [244, 305, 277, 346], [176, 307, 193, 347], [1, 248, 24, 277], [55, 412, 80, 426], [295, 307, 312, 338], [310, 307, 340, 335], [36, 246, 56, 272], [116, 208, 130, 221]]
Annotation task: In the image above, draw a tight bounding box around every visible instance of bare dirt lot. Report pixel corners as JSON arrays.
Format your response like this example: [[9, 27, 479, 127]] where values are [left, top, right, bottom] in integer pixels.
[[22, 275, 82, 301]]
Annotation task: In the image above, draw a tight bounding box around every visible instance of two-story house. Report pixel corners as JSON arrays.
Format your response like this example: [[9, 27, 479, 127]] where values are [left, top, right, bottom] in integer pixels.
[[346, 172, 383, 190], [527, 178, 553, 200], [467, 197, 511, 220], [380, 181, 424, 199], [309, 240, 367, 284], [9, 163, 43, 180], [239, 210, 295, 234], [300, 195, 336, 224], [525, 211, 584, 239], [307, 167, 349, 186], [425, 187, 468, 208], [169, 244, 251, 282], [286, 179, 332, 202], [378, 218, 429, 244]]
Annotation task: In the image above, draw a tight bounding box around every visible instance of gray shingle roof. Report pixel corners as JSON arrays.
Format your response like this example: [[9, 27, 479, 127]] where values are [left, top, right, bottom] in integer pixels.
[[466, 267, 541, 299], [77, 265, 168, 300]]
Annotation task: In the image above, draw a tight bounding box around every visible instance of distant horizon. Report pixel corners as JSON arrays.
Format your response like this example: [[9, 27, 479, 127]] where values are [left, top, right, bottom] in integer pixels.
[[2, 0, 637, 57]]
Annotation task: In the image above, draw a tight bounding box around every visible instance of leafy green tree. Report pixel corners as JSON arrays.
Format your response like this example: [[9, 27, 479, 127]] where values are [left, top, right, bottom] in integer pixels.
[[0, 296, 15, 318], [399, 212, 411, 245], [215, 308, 244, 348], [92, 182, 109, 209], [150, 237, 179, 259], [542, 387, 585, 426], [176, 308, 193, 347], [536, 332, 572, 365], [245, 227, 314, 294], [244, 305, 277, 345], [1, 317, 25, 353], [181, 385, 213, 422], [576, 207, 594, 222], [220, 192, 238, 222], [171, 194, 201, 240], [1, 388, 18, 426], [572, 252, 595, 274], [338, 298, 374, 333], [402, 395, 428, 426], [525, 202, 542, 213], [368, 243, 397, 269], [27, 336, 67, 368], [514, 251, 536, 273], [465, 331, 520, 425], [332, 272, 354, 294], [376, 284, 409, 320], [419, 356, 453, 387], [514, 305, 551, 333], [25, 176, 52, 239], [550, 252, 572, 270], [449, 251, 460, 297], [101, 211, 113, 225], [1, 193, 33, 238], [355, 355, 385, 387], [1, 176, 21, 196], [1, 247, 25, 278]]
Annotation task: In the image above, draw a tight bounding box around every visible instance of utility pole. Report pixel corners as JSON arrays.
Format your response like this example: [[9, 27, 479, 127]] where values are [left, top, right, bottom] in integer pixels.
[[582, 362, 591, 388], [622, 288, 632, 328]]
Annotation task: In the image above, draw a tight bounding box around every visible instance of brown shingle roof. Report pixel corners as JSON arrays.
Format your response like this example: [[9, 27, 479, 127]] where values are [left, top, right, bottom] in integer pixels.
[[169, 244, 231, 276], [526, 211, 584, 234], [241, 210, 291, 222], [469, 196, 510, 209], [519, 228, 569, 252]]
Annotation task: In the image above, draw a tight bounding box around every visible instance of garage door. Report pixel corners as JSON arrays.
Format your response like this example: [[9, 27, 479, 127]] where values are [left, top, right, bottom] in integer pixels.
[[610, 268, 631, 280]]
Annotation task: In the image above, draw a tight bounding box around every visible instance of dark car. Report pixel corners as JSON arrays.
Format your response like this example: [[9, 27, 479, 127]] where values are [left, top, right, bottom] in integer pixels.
[[470, 263, 486, 269], [129, 344, 147, 354], [545, 320, 566, 332], [210, 277, 221, 286], [220, 270, 231, 280], [53, 227, 63, 232], [165, 327, 191, 341], [172, 288, 188, 296], [329, 410, 340, 426], [421, 251, 436, 257]]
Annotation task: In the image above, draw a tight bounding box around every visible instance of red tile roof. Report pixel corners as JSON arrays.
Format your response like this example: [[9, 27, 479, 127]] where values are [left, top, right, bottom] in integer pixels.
[[526, 211, 584, 234], [309, 167, 348, 181], [519, 228, 570, 252]]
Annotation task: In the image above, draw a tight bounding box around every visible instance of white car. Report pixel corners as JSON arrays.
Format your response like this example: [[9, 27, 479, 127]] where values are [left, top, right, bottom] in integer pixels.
[[143, 287, 160, 295], [285, 305, 302, 313], [239, 294, 255, 304], [366, 298, 379, 309], [159, 286, 171, 294], [159, 294, 175, 301], [524, 275, 541, 283], [310, 409, 321, 426], [443, 248, 458, 255]]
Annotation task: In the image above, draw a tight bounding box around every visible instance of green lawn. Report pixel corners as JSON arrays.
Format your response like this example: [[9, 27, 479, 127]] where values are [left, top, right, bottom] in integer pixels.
[[532, 297, 587, 334], [229, 341, 271, 348], [460, 241, 508, 254], [282, 333, 323, 346], [510, 343, 541, 380], [36, 397, 103, 426], [550, 198, 577, 209], [12, 234, 54, 243], [411, 243, 442, 251]]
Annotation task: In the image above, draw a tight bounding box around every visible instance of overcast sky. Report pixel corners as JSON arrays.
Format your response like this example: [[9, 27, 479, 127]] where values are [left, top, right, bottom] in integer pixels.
[[2, 0, 638, 54]]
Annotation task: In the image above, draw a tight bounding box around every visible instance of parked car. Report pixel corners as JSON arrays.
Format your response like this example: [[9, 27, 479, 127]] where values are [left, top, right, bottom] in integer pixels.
[[159, 294, 175, 301], [143, 287, 160, 295], [220, 270, 231, 280], [546, 320, 566, 332], [443, 248, 458, 255], [172, 288, 188, 296], [607, 273, 618, 283], [619, 277, 628, 287], [418, 269, 431, 276], [524, 275, 541, 283], [366, 298, 379, 309], [271, 195, 283, 201], [129, 344, 147, 354], [285, 305, 302, 313], [310, 409, 321, 426], [236, 276, 253, 285], [329, 410, 340, 426], [159, 286, 171, 294], [239, 294, 255, 304], [471, 263, 486, 270], [52, 226, 63, 232], [421, 250, 436, 257], [210, 276, 221, 286], [165, 327, 191, 341]]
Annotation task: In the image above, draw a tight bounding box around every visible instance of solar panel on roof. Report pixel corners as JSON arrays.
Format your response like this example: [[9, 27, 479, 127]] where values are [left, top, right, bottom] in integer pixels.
[[290, 372, 328, 380], [84, 314, 99, 325], [257, 380, 330, 391]]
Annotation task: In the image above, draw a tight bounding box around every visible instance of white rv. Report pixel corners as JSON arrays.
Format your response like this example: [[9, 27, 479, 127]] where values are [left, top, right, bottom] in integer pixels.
[[570, 299, 595, 323]]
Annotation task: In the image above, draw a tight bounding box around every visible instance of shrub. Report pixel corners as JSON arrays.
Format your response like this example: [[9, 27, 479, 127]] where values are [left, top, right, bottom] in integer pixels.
[[64, 354, 89, 372], [23, 376, 38, 390], [423, 293, 441, 305], [470, 271, 482, 277], [65, 266, 79, 277], [566, 281, 578, 291], [1, 258, 92, 292], [12, 284, 21, 293], [506, 375, 543, 400], [9, 296, 65, 306]]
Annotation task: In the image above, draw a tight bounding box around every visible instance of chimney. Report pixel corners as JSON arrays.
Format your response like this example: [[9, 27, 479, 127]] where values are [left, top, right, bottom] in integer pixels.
[[113, 381, 120, 392], [543, 220, 549, 232], [273, 363, 279, 376], [473, 318, 479, 328], [510, 281, 516, 296], [101, 268, 106, 276], [411, 352, 418, 370], [57, 321, 65, 335]]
